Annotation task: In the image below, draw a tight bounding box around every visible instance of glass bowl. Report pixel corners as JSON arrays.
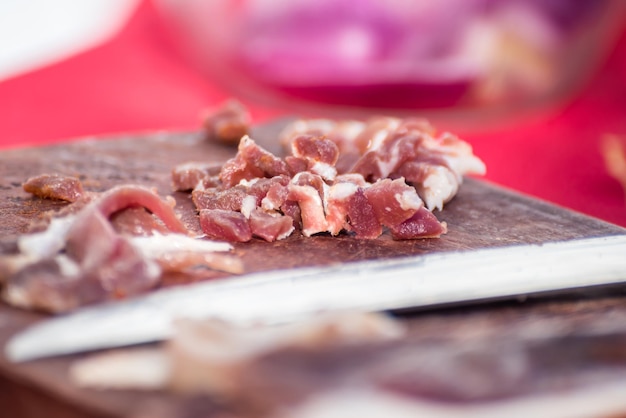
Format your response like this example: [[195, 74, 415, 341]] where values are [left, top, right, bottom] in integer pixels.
[[155, 0, 626, 128]]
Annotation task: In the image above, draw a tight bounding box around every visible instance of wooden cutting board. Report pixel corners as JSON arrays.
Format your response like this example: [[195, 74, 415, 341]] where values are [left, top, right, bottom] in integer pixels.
[[1, 125, 626, 418]]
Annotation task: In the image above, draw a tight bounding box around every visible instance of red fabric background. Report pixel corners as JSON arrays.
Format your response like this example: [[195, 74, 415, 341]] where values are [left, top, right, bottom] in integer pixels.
[[1, 1, 625, 227]]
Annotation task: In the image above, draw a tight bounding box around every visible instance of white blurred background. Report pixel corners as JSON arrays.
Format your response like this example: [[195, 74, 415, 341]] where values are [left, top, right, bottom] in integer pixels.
[[0, 0, 139, 81]]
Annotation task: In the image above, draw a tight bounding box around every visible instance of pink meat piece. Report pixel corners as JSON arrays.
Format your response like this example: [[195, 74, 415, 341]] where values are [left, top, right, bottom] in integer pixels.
[[249, 209, 294, 242], [291, 135, 339, 166], [290, 135, 339, 181], [364, 178, 423, 228], [280, 200, 303, 230], [285, 156, 308, 176], [199, 209, 252, 242], [94, 185, 188, 235], [261, 181, 290, 212], [279, 119, 365, 157], [248, 176, 291, 205], [288, 183, 327, 237], [389, 206, 448, 240], [201, 175, 222, 189], [202, 99, 251, 146], [394, 155, 450, 185], [335, 151, 361, 175], [347, 188, 382, 239], [23, 173, 84, 202], [171, 162, 221, 192], [219, 136, 289, 188], [192, 187, 247, 212], [325, 182, 358, 236], [351, 132, 422, 182], [291, 172, 326, 201]]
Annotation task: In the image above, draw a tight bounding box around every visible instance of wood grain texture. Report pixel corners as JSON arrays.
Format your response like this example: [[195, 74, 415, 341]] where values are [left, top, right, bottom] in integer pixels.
[[1, 126, 626, 417]]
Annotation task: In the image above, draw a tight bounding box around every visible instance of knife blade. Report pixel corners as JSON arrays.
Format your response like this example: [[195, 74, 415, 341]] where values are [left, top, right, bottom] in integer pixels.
[[6, 234, 626, 362]]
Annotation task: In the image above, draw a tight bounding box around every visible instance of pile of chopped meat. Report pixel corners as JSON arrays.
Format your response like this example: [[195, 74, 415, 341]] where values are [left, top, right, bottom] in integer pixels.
[[173, 116, 485, 242]]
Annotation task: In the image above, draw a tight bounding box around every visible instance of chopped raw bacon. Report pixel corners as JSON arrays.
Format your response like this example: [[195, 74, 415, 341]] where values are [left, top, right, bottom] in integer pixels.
[[173, 113, 484, 243], [199, 209, 252, 243], [23, 173, 84, 202]]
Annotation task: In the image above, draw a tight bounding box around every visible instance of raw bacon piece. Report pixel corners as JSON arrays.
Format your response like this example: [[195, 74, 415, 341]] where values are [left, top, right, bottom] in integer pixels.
[[199, 209, 252, 242], [292, 172, 327, 201], [280, 119, 366, 157], [388, 207, 448, 240], [249, 209, 294, 242], [23, 173, 84, 202], [291, 135, 340, 181], [285, 156, 309, 176], [347, 189, 383, 239], [398, 163, 459, 212], [192, 187, 247, 212], [288, 183, 327, 237], [171, 162, 221, 192], [220, 136, 289, 188], [364, 178, 423, 229], [202, 99, 251, 146], [281, 200, 303, 230], [325, 182, 358, 236], [292, 135, 339, 166], [248, 176, 290, 205], [262, 181, 290, 212]]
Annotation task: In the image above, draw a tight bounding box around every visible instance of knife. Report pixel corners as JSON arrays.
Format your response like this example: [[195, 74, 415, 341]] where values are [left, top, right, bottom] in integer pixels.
[[6, 234, 626, 362]]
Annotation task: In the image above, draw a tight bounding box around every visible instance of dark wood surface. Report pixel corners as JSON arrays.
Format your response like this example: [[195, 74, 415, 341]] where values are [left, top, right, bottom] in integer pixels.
[[1, 126, 626, 417]]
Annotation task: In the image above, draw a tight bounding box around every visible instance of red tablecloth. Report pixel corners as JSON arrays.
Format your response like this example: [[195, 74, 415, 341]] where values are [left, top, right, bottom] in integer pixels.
[[1, 0, 626, 227]]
